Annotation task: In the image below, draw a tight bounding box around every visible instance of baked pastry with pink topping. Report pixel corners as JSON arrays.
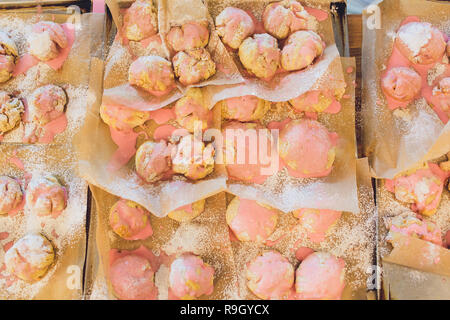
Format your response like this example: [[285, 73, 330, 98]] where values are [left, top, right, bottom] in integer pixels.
[[386, 212, 442, 246], [0, 31, 18, 83], [215, 7, 255, 49], [135, 140, 172, 183], [263, 0, 317, 40], [238, 33, 280, 79], [169, 253, 214, 300], [123, 0, 158, 42], [172, 48, 216, 85], [174, 88, 211, 132], [288, 88, 345, 113], [279, 119, 336, 178], [246, 251, 294, 300], [295, 251, 345, 300], [293, 208, 342, 243], [28, 85, 67, 126], [167, 21, 209, 52], [281, 30, 324, 71], [167, 199, 205, 222], [100, 103, 149, 131], [226, 197, 278, 242], [109, 199, 153, 240], [382, 67, 421, 103], [220, 95, 270, 121], [28, 21, 68, 61], [26, 175, 67, 218], [110, 254, 156, 300], [432, 77, 450, 113], [171, 134, 215, 180], [5, 233, 55, 282], [395, 21, 446, 65], [0, 176, 23, 215], [0, 91, 24, 135]]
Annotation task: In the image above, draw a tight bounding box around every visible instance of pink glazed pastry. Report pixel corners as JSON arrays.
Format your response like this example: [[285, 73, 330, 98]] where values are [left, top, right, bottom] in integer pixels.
[[281, 30, 324, 71], [172, 48, 216, 85], [293, 208, 342, 243], [28, 21, 68, 61], [26, 175, 67, 218], [220, 95, 270, 122], [215, 7, 255, 49], [123, 0, 158, 42], [28, 85, 67, 126], [167, 21, 209, 52], [381, 67, 422, 104], [0, 91, 24, 135], [100, 104, 149, 131], [109, 199, 153, 241], [167, 199, 206, 222], [432, 77, 450, 114], [174, 88, 212, 132], [135, 140, 173, 183], [0, 176, 23, 215], [0, 31, 18, 83]]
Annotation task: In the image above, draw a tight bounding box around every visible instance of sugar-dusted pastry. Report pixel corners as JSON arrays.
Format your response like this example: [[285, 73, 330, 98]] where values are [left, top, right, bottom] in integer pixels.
[[110, 254, 156, 300], [288, 88, 345, 113], [172, 48, 216, 85], [293, 208, 342, 243], [0, 31, 18, 83], [386, 212, 442, 246], [123, 0, 158, 42], [5, 233, 55, 282], [28, 85, 67, 126], [26, 175, 67, 218], [279, 119, 336, 178], [169, 253, 214, 300], [171, 134, 215, 180], [220, 95, 270, 122], [128, 55, 175, 96], [100, 103, 149, 131], [135, 140, 173, 183], [222, 121, 275, 184], [382, 67, 421, 103], [281, 30, 324, 71], [28, 21, 68, 61], [263, 0, 317, 40], [295, 251, 345, 300], [167, 199, 205, 222], [167, 21, 209, 52], [109, 199, 153, 241], [174, 88, 211, 132], [0, 176, 23, 215], [215, 7, 255, 49], [395, 22, 446, 65], [246, 251, 294, 300], [0, 91, 24, 135], [432, 77, 450, 112], [226, 197, 278, 242], [239, 33, 280, 79], [385, 163, 449, 216]]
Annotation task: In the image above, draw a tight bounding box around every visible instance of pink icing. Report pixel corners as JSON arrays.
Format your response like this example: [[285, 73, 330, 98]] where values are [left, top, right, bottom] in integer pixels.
[[304, 6, 328, 22], [0, 232, 8, 240], [148, 108, 176, 125], [153, 124, 177, 141], [295, 246, 315, 261], [389, 217, 442, 246], [290, 90, 342, 114], [109, 199, 153, 241], [223, 95, 260, 121], [107, 126, 139, 171], [294, 208, 342, 243]]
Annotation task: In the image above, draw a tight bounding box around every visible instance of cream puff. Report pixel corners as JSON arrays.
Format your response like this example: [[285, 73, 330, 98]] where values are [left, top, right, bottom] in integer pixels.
[[238, 33, 280, 79], [432, 77, 450, 113], [246, 251, 294, 300], [169, 253, 214, 300], [172, 48, 216, 85], [0, 31, 18, 83], [167, 199, 205, 222], [109, 199, 153, 240], [281, 30, 324, 71], [382, 67, 421, 103], [123, 0, 158, 42], [279, 119, 336, 178], [263, 0, 317, 40], [226, 197, 278, 242], [215, 7, 255, 49], [128, 55, 175, 96], [0, 176, 23, 215], [386, 212, 442, 246], [222, 121, 276, 183], [167, 21, 209, 52], [395, 21, 446, 65], [0, 91, 24, 135], [5, 233, 55, 282], [288, 88, 345, 113], [110, 254, 156, 300], [100, 103, 149, 131], [174, 88, 211, 132], [385, 163, 448, 216], [26, 175, 67, 218], [171, 134, 215, 180], [295, 251, 345, 300], [220, 95, 270, 122], [135, 140, 172, 183], [293, 208, 342, 243], [28, 85, 67, 126], [28, 21, 68, 61]]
